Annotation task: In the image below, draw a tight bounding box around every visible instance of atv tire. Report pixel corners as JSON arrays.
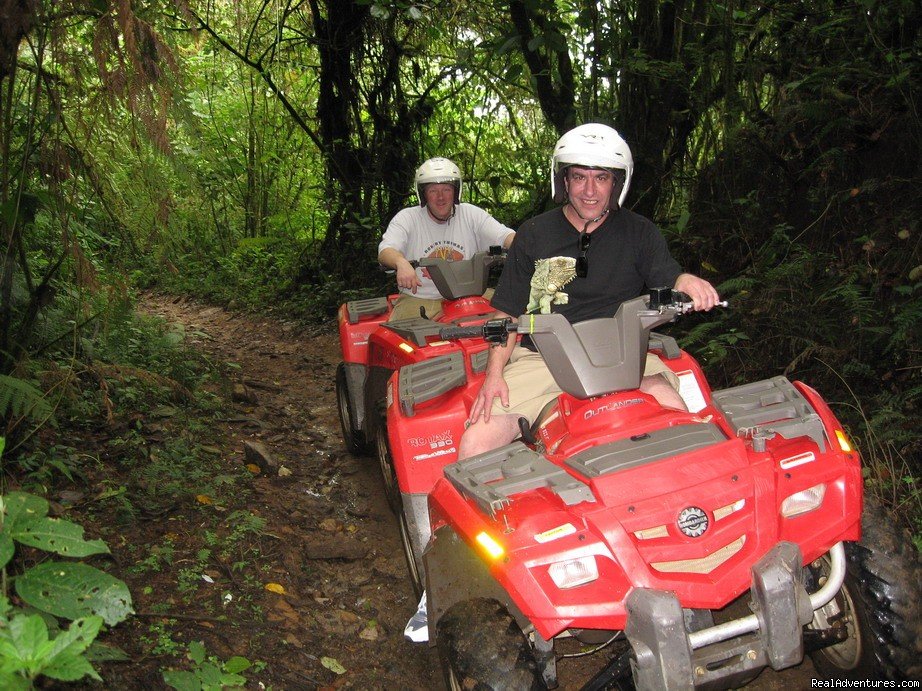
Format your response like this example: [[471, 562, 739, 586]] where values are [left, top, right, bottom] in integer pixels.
[[807, 501, 922, 680], [436, 598, 545, 691], [335, 363, 367, 455], [375, 423, 400, 515], [398, 507, 423, 598]]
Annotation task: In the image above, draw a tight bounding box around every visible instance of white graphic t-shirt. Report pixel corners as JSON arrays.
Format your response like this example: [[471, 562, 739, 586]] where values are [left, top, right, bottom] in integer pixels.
[[378, 203, 513, 300]]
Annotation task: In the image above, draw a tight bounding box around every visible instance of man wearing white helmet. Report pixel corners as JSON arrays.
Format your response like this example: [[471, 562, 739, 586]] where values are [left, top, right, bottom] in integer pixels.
[[458, 123, 722, 458], [378, 157, 515, 321]]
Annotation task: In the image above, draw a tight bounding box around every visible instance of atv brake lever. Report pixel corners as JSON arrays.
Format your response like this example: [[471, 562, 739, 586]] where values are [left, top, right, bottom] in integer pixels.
[[675, 300, 729, 314]]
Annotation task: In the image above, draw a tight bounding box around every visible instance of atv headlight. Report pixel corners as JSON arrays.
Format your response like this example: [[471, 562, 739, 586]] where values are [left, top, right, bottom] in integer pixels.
[[781, 483, 826, 518], [548, 556, 599, 589]]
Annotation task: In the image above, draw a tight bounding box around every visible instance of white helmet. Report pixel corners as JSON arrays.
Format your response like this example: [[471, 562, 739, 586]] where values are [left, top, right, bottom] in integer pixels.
[[550, 123, 634, 209], [415, 157, 463, 206]]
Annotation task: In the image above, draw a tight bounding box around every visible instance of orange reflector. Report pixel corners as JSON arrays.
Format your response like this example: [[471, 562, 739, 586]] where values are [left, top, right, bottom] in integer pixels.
[[835, 430, 853, 453], [398, 343, 414, 353], [475, 532, 505, 559]]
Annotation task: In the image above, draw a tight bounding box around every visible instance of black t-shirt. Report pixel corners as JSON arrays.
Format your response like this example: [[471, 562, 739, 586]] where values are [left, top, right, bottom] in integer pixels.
[[491, 207, 682, 322]]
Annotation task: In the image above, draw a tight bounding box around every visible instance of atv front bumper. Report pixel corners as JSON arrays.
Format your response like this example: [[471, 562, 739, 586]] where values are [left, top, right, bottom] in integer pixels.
[[626, 541, 845, 689]]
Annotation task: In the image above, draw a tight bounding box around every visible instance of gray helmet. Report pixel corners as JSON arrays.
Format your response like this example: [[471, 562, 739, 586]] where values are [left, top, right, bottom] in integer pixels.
[[551, 123, 634, 210], [415, 157, 463, 206]]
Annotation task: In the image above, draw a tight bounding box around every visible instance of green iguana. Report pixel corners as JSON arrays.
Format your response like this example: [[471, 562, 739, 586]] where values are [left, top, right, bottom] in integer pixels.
[[527, 257, 577, 314]]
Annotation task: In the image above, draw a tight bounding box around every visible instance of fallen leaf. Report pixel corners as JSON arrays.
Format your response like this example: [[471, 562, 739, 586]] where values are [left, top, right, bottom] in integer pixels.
[[321, 657, 346, 675], [359, 622, 378, 641], [58, 490, 85, 503], [319, 518, 341, 532], [265, 582, 287, 595], [246, 463, 261, 474], [278, 465, 292, 477], [196, 494, 213, 505]]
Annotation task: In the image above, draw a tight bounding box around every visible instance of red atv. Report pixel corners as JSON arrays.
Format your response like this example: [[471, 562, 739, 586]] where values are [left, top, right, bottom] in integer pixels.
[[335, 248, 505, 502], [377, 288, 919, 688]]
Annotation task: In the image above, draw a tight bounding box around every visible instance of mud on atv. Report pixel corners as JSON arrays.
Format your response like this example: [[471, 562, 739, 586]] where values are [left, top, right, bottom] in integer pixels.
[[357, 288, 920, 689]]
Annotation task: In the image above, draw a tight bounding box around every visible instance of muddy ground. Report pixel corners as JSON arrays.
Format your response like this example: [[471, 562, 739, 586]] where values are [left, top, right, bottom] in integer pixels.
[[84, 292, 818, 690]]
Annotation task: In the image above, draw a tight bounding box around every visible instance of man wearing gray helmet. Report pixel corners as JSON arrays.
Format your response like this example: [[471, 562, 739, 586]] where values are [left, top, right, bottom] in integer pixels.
[[459, 123, 722, 459], [378, 157, 515, 321]]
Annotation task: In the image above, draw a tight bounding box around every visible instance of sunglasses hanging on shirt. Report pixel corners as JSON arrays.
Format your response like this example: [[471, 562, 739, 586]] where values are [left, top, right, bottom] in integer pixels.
[[576, 231, 591, 278]]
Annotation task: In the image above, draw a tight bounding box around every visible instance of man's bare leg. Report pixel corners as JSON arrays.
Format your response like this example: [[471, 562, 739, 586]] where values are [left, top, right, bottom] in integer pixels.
[[458, 414, 521, 460], [640, 374, 687, 411]]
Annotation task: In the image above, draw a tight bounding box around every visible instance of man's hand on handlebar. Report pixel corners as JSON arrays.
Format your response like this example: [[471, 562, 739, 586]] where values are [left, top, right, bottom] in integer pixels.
[[674, 273, 722, 311]]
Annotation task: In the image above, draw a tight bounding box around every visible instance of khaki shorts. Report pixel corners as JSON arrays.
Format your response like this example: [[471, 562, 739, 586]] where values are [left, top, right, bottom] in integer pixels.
[[490, 346, 680, 423], [387, 288, 495, 322], [388, 296, 444, 321]]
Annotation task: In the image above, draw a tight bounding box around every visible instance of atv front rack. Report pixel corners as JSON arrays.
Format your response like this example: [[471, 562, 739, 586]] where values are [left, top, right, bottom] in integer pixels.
[[443, 423, 729, 516], [627, 542, 846, 688]]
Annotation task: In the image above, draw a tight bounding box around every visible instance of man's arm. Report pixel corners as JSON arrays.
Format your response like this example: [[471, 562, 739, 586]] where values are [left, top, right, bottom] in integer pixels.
[[501, 231, 515, 249], [467, 310, 516, 424], [378, 247, 422, 294]]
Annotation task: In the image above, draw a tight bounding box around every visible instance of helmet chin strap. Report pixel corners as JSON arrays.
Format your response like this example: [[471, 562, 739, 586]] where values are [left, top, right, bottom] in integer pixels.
[[567, 203, 609, 230], [427, 204, 455, 223]]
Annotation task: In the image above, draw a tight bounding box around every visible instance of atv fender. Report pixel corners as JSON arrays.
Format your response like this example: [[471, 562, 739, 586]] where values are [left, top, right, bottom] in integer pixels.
[[425, 524, 522, 636], [425, 524, 558, 687]]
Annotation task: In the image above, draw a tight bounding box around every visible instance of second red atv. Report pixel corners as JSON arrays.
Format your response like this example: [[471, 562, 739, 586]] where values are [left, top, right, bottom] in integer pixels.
[[378, 288, 920, 688], [335, 248, 505, 502]]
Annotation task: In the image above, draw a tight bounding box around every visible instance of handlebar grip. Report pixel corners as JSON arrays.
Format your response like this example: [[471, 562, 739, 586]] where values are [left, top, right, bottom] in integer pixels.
[[439, 324, 484, 340]]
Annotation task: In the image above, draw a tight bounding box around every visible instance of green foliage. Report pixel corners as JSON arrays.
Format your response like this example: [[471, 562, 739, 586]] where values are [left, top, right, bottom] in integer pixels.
[[162, 640, 252, 691], [0, 376, 51, 426], [16, 563, 133, 627], [0, 600, 103, 688], [0, 466, 133, 687]]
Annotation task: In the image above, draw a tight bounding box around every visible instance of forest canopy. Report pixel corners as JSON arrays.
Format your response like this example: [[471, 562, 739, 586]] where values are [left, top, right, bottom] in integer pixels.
[[0, 0, 919, 530]]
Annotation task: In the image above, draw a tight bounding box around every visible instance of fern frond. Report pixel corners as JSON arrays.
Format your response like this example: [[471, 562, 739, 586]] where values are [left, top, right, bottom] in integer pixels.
[[0, 374, 53, 422]]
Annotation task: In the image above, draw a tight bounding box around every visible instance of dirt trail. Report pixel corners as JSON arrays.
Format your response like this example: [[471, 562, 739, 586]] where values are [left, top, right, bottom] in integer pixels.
[[132, 292, 814, 691], [136, 292, 440, 689]]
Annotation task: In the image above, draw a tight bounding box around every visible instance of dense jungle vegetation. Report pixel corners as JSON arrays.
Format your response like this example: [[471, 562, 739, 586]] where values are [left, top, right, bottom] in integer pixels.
[[0, 0, 918, 686]]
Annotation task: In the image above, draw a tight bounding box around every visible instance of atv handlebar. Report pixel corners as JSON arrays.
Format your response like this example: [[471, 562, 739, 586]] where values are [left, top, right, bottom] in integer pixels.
[[438, 324, 489, 340], [437, 289, 726, 344], [436, 289, 727, 398], [439, 318, 515, 343]]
